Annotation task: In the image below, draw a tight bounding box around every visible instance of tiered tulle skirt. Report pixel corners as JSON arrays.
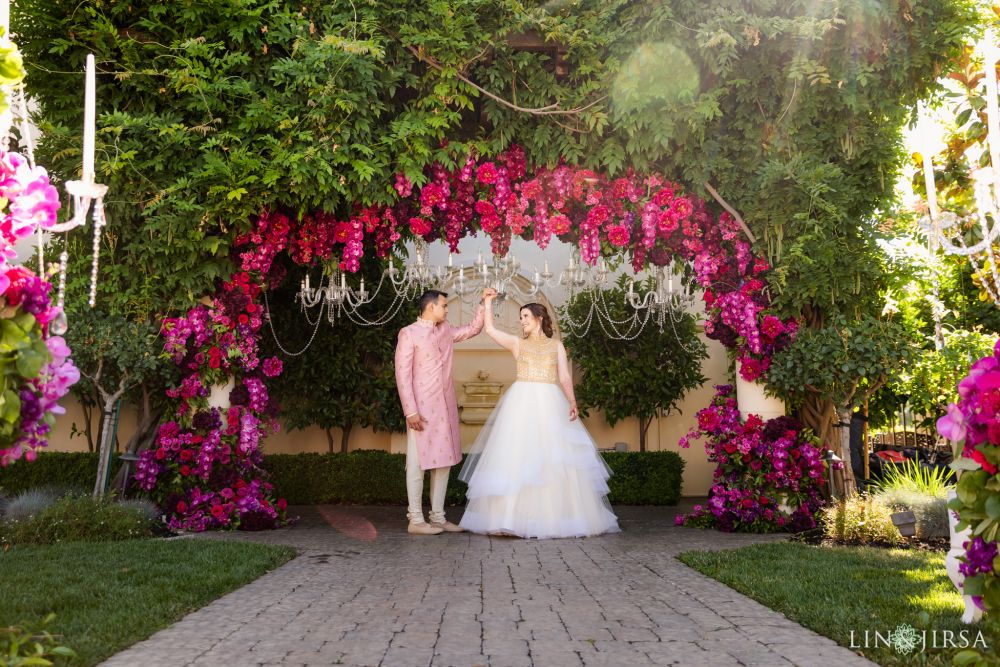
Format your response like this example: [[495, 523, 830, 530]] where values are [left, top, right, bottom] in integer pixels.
[[458, 381, 620, 538]]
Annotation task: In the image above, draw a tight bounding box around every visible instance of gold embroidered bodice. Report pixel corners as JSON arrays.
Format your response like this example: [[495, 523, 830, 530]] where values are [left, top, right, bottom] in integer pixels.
[[516, 335, 558, 384]]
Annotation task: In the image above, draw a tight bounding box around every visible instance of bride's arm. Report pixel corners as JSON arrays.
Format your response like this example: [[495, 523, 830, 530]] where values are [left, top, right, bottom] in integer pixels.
[[482, 295, 520, 357], [556, 342, 579, 421]]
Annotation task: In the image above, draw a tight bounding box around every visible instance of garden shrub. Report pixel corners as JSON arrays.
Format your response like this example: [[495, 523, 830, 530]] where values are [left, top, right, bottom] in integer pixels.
[[244, 450, 683, 506], [3, 450, 685, 507], [0, 452, 120, 496], [875, 488, 949, 540], [1, 494, 153, 547], [819, 497, 903, 545]]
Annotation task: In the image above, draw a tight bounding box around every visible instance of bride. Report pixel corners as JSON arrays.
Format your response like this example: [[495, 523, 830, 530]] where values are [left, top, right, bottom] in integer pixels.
[[458, 293, 620, 538]]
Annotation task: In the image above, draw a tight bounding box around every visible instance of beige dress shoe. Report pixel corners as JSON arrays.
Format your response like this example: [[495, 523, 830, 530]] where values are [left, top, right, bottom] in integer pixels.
[[408, 521, 444, 535], [430, 520, 465, 533]]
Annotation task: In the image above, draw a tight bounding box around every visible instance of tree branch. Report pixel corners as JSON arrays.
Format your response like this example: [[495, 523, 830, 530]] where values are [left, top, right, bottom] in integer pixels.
[[703, 182, 757, 244], [406, 44, 607, 117]]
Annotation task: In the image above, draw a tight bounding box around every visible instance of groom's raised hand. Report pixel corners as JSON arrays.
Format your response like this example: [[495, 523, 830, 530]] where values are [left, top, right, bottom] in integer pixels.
[[481, 287, 498, 301], [406, 413, 427, 431]]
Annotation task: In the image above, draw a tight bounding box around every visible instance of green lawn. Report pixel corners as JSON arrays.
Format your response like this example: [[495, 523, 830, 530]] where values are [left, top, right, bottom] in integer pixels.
[[679, 542, 1000, 667], [0, 538, 296, 666]]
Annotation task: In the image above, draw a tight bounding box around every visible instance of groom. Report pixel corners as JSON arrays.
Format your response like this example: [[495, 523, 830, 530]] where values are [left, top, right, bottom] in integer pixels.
[[394, 287, 496, 535]]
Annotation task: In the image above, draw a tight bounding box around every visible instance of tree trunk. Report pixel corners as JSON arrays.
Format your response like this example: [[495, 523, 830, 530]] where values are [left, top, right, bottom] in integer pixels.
[[799, 392, 836, 450], [340, 423, 353, 454], [325, 428, 335, 454], [836, 407, 857, 496], [638, 415, 652, 453], [93, 400, 118, 497]]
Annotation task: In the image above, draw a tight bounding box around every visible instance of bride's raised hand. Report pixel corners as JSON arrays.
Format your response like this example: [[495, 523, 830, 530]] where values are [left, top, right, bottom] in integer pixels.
[[569, 402, 578, 421]]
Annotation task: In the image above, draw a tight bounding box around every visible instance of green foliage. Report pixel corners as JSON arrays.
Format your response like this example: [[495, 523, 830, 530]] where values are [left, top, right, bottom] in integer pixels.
[[767, 315, 914, 408], [873, 459, 955, 498], [0, 614, 76, 667], [561, 279, 707, 451], [263, 450, 684, 505], [262, 259, 417, 451], [0, 452, 120, 496], [0, 493, 153, 547], [63, 307, 175, 405], [951, 467, 1000, 545], [819, 496, 904, 545], [0, 311, 51, 447], [895, 328, 998, 423], [15, 0, 978, 323]]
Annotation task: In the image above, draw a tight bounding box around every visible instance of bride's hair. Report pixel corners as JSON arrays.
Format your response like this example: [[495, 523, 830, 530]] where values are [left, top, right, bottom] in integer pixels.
[[520, 303, 554, 338]]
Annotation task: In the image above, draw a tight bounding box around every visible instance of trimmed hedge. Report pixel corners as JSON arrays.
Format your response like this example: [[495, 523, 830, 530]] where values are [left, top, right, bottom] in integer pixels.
[[0, 452, 122, 496], [1, 450, 684, 506]]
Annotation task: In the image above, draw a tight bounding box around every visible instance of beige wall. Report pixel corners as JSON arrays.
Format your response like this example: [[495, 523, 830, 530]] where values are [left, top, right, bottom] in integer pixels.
[[44, 292, 725, 496]]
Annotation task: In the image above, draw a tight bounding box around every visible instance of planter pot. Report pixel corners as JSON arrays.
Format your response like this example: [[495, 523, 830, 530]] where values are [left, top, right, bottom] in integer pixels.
[[944, 489, 985, 624], [207, 379, 235, 411], [735, 362, 785, 422]]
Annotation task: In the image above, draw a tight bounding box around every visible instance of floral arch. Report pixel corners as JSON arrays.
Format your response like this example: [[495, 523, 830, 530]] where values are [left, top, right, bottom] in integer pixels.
[[140, 145, 822, 532]]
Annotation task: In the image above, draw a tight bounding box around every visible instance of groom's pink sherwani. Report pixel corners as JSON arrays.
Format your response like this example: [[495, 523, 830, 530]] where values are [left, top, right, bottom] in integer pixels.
[[395, 306, 485, 470]]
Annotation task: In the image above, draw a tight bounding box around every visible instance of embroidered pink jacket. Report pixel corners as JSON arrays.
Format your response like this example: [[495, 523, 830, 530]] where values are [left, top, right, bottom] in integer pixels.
[[394, 306, 485, 470]]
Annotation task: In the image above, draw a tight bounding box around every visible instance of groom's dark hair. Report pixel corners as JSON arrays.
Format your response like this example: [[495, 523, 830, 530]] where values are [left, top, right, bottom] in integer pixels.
[[418, 290, 448, 314]]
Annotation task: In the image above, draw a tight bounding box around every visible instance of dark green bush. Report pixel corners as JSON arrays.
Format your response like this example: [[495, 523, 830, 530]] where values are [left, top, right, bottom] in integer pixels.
[[2, 450, 685, 506], [1, 494, 153, 546], [266, 450, 684, 506], [0, 452, 120, 496]]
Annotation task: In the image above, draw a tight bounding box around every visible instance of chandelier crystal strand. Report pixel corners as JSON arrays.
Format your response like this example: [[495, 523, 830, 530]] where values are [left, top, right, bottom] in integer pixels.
[[264, 288, 325, 356], [88, 198, 106, 307]]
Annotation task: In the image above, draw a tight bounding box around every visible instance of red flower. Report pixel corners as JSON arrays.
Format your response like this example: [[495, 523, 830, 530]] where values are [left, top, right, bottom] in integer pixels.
[[476, 162, 499, 184], [209, 356, 222, 369], [277, 498, 288, 511], [179, 449, 193, 462], [211, 505, 226, 518], [176, 501, 188, 513], [180, 465, 192, 476], [246, 303, 257, 314], [971, 447, 999, 475], [238, 314, 249, 325], [154, 448, 166, 460]]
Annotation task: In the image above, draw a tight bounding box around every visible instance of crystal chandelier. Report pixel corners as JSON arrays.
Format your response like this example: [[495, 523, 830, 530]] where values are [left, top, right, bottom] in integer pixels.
[[917, 31, 1000, 317], [270, 237, 700, 356]]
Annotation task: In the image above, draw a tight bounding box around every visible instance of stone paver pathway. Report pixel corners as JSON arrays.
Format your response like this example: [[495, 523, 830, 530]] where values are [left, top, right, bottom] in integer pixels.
[[100, 505, 875, 667]]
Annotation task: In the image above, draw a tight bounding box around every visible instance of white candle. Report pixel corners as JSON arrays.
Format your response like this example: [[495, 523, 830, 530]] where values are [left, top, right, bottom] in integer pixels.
[[544, 260, 549, 274], [628, 280, 634, 297], [534, 269, 540, 284], [83, 54, 96, 182], [305, 273, 310, 291], [447, 253, 453, 267], [340, 272, 346, 289], [668, 271, 674, 293], [359, 277, 365, 293], [458, 264, 465, 282]]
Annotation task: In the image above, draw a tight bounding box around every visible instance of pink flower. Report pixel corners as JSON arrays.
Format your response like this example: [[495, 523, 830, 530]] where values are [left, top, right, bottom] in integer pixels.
[[476, 162, 499, 184], [607, 224, 630, 248]]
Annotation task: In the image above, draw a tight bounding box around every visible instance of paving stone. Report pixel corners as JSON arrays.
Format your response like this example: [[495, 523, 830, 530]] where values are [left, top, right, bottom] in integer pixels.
[[97, 505, 877, 667]]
